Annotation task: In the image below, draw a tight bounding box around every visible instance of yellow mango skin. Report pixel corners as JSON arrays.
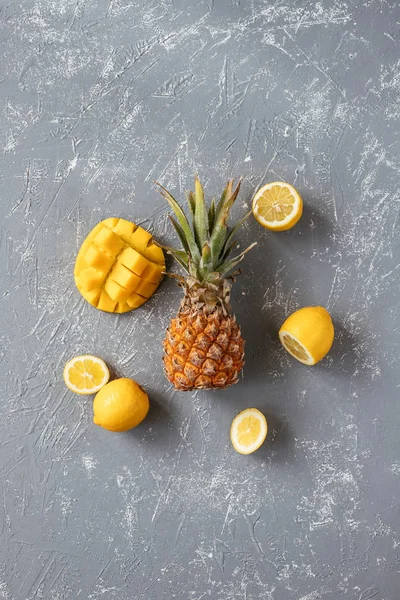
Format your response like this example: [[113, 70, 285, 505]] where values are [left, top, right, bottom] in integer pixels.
[[74, 218, 165, 313]]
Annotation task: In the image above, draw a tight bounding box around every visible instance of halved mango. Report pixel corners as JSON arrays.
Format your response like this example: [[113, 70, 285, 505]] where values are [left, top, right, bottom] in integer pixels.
[[74, 218, 165, 313]]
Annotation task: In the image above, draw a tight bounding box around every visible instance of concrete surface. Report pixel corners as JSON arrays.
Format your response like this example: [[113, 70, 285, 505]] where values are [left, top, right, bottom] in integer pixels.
[[1, 0, 400, 598]]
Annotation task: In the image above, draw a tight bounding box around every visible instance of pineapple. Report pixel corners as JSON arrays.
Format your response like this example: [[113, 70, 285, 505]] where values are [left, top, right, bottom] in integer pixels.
[[158, 177, 256, 391]]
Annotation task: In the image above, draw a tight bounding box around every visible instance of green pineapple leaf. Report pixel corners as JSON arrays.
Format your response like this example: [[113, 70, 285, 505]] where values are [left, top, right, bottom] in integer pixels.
[[210, 179, 242, 263], [193, 177, 208, 249], [214, 180, 233, 224], [162, 246, 189, 272], [218, 210, 251, 265], [220, 179, 242, 220], [208, 198, 216, 232], [168, 216, 190, 253], [219, 239, 238, 264], [218, 242, 257, 277], [199, 241, 213, 276], [157, 183, 200, 261], [210, 221, 227, 266], [186, 190, 196, 218]]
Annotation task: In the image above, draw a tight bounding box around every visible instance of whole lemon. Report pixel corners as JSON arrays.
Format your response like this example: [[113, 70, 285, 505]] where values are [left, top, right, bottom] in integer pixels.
[[93, 378, 149, 432]]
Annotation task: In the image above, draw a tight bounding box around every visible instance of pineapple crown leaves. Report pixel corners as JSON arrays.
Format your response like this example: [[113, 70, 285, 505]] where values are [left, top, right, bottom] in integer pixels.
[[156, 176, 256, 283]]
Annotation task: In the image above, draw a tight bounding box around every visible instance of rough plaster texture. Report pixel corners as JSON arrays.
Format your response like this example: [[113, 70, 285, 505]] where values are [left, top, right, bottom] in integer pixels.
[[1, 0, 400, 598]]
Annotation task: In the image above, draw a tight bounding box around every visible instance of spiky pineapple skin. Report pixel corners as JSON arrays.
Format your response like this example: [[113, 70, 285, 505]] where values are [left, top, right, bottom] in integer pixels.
[[163, 309, 245, 391]]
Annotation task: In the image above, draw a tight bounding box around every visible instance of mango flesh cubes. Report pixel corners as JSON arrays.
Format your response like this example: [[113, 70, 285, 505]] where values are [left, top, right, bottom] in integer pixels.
[[74, 218, 165, 313]]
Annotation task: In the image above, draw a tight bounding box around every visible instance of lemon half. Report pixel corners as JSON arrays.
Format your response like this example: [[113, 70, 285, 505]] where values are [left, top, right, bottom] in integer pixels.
[[230, 408, 268, 455], [252, 182, 303, 231], [279, 306, 334, 365], [63, 355, 110, 395]]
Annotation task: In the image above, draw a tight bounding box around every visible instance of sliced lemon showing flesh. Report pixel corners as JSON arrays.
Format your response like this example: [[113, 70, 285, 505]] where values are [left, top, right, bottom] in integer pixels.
[[63, 355, 110, 395], [279, 306, 334, 365], [252, 182, 303, 231], [230, 408, 268, 455]]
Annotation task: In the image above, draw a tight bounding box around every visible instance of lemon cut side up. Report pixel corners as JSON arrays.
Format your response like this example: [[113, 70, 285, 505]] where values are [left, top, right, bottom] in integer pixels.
[[279, 306, 334, 365], [252, 182, 303, 231], [230, 408, 268, 455], [63, 355, 110, 395]]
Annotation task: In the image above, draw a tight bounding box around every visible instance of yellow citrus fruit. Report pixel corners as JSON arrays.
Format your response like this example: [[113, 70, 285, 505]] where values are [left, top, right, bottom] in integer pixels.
[[279, 306, 334, 365], [93, 378, 149, 432], [63, 355, 110, 395], [252, 182, 303, 231], [230, 408, 268, 455]]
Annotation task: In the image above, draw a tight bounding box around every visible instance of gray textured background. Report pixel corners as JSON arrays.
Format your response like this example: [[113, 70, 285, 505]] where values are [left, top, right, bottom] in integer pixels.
[[1, 0, 399, 598]]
